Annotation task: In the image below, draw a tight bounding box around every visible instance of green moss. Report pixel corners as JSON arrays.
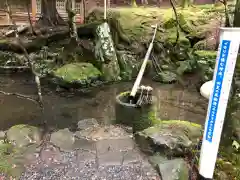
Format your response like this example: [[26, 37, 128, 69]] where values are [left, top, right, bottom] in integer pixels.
[[53, 63, 102, 86], [161, 120, 201, 128], [87, 6, 226, 45], [0, 39, 8, 43], [0, 143, 18, 177], [0, 143, 13, 156], [143, 120, 202, 135], [117, 51, 141, 80], [193, 38, 217, 51], [115, 91, 159, 132], [132, 104, 158, 133], [165, 29, 191, 47], [142, 120, 203, 144], [194, 50, 217, 59], [163, 18, 177, 29], [153, 71, 177, 84], [148, 110, 161, 125], [136, 120, 202, 156], [215, 148, 240, 179], [178, 13, 196, 34]]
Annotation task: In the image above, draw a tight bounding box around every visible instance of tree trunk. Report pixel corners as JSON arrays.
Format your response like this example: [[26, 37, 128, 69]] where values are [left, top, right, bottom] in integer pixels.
[[131, 0, 137, 7], [38, 0, 66, 26], [181, 0, 190, 8], [233, 0, 240, 27], [221, 0, 240, 147]]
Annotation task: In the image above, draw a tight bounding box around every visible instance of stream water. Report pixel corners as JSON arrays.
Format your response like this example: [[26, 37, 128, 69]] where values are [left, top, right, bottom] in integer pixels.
[[0, 72, 208, 131]]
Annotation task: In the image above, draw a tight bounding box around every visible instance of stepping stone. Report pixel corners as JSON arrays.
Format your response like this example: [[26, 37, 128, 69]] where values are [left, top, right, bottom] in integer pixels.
[[77, 149, 96, 163], [96, 138, 135, 154], [74, 136, 96, 152], [97, 151, 124, 166]]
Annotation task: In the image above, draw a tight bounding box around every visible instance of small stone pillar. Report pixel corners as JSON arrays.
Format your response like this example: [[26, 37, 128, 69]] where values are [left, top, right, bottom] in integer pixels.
[[115, 91, 158, 133]]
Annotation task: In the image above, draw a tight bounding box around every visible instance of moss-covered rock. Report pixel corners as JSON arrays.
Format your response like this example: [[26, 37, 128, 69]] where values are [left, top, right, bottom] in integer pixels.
[[193, 35, 217, 51], [178, 13, 196, 34], [86, 6, 224, 45], [156, 157, 189, 180], [215, 150, 240, 180], [117, 50, 142, 80], [50, 128, 75, 151], [153, 71, 177, 84], [149, 154, 189, 180], [135, 120, 202, 156], [165, 29, 191, 48], [7, 124, 42, 148], [0, 141, 39, 179], [0, 143, 14, 171], [163, 18, 177, 29], [53, 62, 102, 88], [176, 60, 193, 74], [194, 50, 217, 60], [194, 50, 216, 81]]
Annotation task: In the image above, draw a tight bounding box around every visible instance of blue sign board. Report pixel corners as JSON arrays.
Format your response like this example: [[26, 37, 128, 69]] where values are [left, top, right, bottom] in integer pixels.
[[205, 40, 231, 142]]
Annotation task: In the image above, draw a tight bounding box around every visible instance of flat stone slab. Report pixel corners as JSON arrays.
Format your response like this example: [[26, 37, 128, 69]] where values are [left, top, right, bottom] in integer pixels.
[[77, 118, 99, 130], [96, 138, 135, 154], [50, 128, 75, 151]]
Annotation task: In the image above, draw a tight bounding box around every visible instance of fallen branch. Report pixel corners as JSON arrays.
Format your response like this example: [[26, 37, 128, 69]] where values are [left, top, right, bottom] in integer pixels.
[[0, 65, 29, 69], [0, 90, 38, 104]]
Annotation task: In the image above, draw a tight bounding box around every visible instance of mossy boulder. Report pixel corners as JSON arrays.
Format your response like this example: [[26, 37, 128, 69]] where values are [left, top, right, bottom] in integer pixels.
[[193, 36, 217, 51], [135, 120, 202, 156], [163, 18, 177, 29], [176, 60, 193, 74], [215, 153, 240, 180], [50, 128, 75, 151], [0, 142, 22, 178], [165, 29, 191, 48], [6, 124, 42, 148], [0, 143, 14, 172], [194, 50, 217, 60], [153, 71, 177, 84], [86, 6, 224, 44], [178, 13, 196, 34], [53, 63, 102, 88], [194, 50, 217, 81], [149, 154, 189, 180], [0, 141, 39, 179], [117, 50, 142, 80]]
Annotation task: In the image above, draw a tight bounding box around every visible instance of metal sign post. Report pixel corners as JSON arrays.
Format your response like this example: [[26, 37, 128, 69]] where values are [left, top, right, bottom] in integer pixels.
[[198, 27, 240, 179]]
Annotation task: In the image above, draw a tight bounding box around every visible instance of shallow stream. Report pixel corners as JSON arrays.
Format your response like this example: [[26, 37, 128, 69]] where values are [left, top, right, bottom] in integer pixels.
[[0, 72, 208, 130]]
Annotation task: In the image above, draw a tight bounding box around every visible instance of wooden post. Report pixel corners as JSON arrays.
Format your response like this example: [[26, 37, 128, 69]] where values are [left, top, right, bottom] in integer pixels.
[[31, 0, 37, 24]]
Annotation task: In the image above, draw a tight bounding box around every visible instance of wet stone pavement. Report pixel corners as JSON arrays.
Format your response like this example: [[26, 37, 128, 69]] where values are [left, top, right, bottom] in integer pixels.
[[20, 124, 161, 180]]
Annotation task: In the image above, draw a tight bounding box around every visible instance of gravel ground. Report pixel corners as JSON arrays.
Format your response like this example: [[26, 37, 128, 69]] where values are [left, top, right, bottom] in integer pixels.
[[20, 149, 161, 180]]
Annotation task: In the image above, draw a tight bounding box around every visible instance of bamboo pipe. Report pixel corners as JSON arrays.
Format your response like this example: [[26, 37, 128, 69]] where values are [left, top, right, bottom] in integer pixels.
[[129, 24, 158, 99], [104, 0, 107, 20]]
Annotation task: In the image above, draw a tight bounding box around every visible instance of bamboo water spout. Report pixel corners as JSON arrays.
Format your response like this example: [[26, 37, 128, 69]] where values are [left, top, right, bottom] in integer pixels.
[[129, 24, 158, 102]]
